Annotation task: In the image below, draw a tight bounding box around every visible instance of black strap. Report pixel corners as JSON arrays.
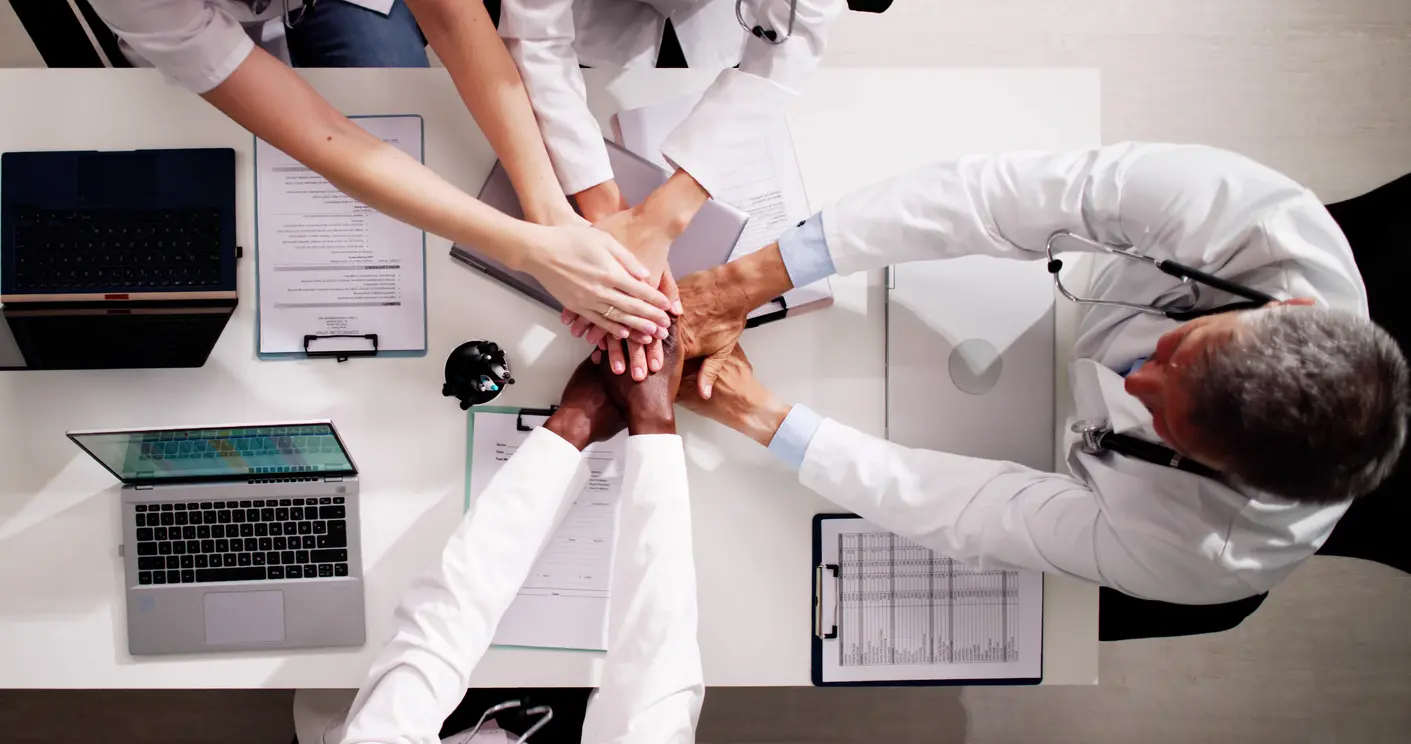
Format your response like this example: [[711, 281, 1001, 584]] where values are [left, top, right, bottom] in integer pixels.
[[1099, 431, 1221, 479], [1165, 299, 1269, 322]]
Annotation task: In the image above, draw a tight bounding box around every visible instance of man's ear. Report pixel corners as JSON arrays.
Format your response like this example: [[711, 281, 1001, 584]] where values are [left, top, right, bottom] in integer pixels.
[[1267, 297, 1317, 308]]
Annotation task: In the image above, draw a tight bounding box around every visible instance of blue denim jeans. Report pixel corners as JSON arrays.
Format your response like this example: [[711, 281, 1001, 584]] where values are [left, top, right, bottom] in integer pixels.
[[286, 0, 429, 68]]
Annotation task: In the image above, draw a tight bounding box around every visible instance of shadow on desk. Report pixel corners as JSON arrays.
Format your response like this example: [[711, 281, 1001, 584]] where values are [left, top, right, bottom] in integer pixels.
[[0, 484, 121, 615]]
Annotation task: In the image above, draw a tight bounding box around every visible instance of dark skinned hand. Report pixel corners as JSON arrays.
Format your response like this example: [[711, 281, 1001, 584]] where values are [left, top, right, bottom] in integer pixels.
[[544, 356, 626, 450]]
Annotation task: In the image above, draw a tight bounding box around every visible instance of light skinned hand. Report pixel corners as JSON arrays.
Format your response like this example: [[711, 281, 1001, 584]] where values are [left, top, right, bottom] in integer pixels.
[[524, 221, 671, 341], [566, 208, 683, 379]]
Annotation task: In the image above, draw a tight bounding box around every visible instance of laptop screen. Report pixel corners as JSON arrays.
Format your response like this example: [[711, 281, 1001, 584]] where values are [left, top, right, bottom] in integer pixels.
[[69, 423, 356, 484]]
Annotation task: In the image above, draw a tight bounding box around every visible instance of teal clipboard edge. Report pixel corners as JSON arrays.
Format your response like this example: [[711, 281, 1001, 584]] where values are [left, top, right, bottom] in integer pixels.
[[810, 513, 1044, 687], [463, 404, 604, 655], [254, 114, 429, 360]]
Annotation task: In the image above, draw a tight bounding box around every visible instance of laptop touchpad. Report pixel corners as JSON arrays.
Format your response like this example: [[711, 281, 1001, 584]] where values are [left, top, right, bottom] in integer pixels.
[[204, 591, 286, 644]]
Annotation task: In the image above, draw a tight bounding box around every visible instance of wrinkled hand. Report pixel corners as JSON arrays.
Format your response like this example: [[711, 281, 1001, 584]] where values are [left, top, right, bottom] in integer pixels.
[[521, 222, 671, 343], [679, 344, 790, 447], [543, 356, 625, 450], [675, 264, 754, 398], [599, 324, 684, 436]]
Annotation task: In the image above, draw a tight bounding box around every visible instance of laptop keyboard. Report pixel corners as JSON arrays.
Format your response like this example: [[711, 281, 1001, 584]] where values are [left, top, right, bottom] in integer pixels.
[[133, 497, 349, 585], [10, 207, 224, 292]]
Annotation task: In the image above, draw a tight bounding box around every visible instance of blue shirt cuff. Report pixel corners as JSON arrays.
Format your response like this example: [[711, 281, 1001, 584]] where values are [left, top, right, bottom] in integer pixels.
[[767, 404, 824, 471], [776, 213, 835, 288]]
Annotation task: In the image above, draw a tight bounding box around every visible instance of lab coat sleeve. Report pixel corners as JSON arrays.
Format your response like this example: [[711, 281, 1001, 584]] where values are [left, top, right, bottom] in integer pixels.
[[796, 417, 1233, 604], [813, 141, 1360, 287], [339, 428, 589, 744], [86, 0, 254, 94], [499, 0, 615, 195], [581, 435, 703, 744], [659, 0, 846, 198], [815, 143, 1161, 277]]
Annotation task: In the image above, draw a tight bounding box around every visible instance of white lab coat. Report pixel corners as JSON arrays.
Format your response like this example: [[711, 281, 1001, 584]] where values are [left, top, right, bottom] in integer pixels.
[[799, 143, 1364, 605], [294, 428, 702, 743], [87, 0, 395, 93], [498, 0, 845, 196]]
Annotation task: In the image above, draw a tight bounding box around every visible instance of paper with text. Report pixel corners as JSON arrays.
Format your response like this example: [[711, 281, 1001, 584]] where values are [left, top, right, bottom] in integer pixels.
[[256, 115, 426, 355], [613, 96, 832, 319], [817, 517, 1043, 684], [468, 411, 626, 651]]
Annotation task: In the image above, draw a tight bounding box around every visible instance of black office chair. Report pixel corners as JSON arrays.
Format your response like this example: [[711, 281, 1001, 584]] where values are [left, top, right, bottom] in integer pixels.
[[8, 0, 130, 68], [1100, 172, 1411, 642], [1315, 173, 1411, 574]]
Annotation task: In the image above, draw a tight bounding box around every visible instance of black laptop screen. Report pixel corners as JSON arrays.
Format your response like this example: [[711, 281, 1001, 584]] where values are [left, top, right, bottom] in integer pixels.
[[70, 423, 355, 484]]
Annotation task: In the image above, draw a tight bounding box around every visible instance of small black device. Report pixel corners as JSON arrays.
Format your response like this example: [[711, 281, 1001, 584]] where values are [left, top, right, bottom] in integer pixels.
[[0, 148, 239, 370], [443, 340, 514, 410]]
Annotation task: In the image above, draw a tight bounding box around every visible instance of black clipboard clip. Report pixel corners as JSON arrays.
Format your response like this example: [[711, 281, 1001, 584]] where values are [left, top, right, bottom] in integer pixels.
[[814, 562, 839, 640], [744, 294, 789, 329], [303, 333, 379, 363], [515, 406, 559, 432]]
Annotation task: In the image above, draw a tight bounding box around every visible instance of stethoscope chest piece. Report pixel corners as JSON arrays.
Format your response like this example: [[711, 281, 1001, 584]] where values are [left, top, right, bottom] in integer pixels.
[[443, 340, 514, 410]]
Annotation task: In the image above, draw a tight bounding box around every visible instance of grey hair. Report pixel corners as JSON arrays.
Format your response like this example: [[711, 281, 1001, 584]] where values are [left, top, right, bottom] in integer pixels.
[[1185, 305, 1409, 505]]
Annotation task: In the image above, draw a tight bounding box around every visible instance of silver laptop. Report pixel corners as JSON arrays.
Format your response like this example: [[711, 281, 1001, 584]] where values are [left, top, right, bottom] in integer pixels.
[[451, 139, 748, 310], [68, 421, 365, 655]]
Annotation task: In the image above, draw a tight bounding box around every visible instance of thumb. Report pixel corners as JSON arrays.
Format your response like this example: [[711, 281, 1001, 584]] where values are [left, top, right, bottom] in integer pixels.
[[660, 266, 683, 315], [698, 345, 733, 399]]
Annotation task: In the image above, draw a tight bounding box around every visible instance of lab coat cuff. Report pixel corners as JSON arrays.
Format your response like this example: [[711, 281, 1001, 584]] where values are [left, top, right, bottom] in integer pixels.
[[513, 427, 590, 489], [819, 204, 864, 277], [660, 69, 797, 199], [767, 404, 824, 471], [626, 434, 685, 472], [557, 153, 616, 199], [777, 212, 835, 287]]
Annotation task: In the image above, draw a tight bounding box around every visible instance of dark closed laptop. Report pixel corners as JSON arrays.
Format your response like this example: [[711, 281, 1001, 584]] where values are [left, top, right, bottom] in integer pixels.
[[1, 148, 238, 370]]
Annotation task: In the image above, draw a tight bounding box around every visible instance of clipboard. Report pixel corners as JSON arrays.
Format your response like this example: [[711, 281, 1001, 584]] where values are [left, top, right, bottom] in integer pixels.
[[253, 114, 429, 361], [462, 403, 621, 654], [462, 404, 557, 511], [811, 514, 1044, 687]]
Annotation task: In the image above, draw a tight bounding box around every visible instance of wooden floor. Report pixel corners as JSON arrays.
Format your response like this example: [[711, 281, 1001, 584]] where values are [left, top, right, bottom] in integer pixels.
[[2, 1, 1409, 742]]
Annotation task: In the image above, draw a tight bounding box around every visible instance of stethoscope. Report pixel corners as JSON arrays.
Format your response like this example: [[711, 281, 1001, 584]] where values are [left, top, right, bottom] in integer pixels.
[[736, 0, 797, 44], [1045, 231, 1278, 321], [283, 0, 317, 29]]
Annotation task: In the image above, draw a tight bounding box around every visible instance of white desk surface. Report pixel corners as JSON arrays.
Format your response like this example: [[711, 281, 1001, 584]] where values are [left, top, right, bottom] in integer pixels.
[[0, 68, 1099, 689]]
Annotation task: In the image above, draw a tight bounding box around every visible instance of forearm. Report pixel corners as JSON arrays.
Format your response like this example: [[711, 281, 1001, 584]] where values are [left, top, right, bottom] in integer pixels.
[[581, 436, 703, 743], [638, 170, 711, 240], [340, 429, 586, 743], [409, 0, 574, 226], [820, 145, 1161, 276], [499, 0, 613, 195], [726, 243, 797, 311], [204, 47, 544, 270], [575, 180, 627, 223]]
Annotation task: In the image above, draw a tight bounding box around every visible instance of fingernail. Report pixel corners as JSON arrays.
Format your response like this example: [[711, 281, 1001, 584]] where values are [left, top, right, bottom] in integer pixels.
[[633, 366, 645, 380], [650, 358, 662, 372], [673, 301, 684, 315], [617, 329, 629, 339], [703, 384, 712, 398], [613, 361, 625, 373]]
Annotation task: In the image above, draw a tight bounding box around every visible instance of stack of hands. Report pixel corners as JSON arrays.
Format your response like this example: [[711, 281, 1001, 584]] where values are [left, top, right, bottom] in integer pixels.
[[547, 173, 802, 447]]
